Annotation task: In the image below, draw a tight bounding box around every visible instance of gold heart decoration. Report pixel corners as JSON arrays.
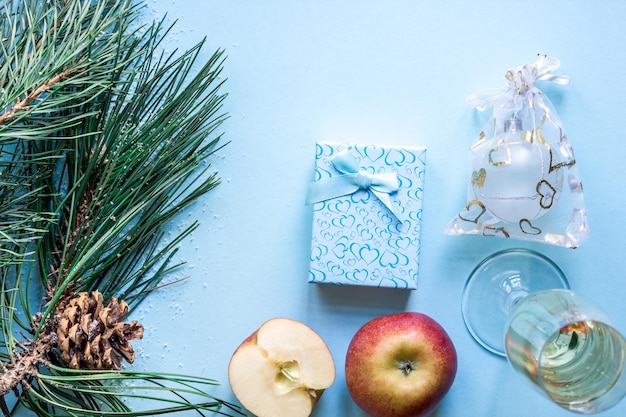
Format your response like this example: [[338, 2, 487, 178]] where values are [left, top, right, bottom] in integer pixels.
[[536, 180, 557, 209], [471, 168, 486, 187], [488, 139, 511, 167], [483, 225, 511, 238], [548, 146, 576, 173], [519, 219, 542, 235], [454, 200, 487, 235], [470, 131, 487, 150], [458, 199, 486, 224]]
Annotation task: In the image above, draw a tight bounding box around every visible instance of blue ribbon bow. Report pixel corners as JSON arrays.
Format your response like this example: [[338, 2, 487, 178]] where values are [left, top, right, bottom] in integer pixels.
[[306, 149, 405, 222]]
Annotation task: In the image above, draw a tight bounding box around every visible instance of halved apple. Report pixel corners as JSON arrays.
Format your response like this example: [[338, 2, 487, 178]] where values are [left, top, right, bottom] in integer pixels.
[[228, 317, 335, 417]]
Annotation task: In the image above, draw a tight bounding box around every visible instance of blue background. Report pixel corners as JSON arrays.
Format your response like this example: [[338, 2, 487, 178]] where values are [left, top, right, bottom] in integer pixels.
[[131, 1, 626, 416]]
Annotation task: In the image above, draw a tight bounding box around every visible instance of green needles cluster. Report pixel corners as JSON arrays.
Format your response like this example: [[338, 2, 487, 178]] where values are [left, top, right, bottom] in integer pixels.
[[0, 0, 238, 415]]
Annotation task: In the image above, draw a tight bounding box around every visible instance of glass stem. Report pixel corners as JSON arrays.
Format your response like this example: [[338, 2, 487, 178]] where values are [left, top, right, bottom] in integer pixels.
[[505, 290, 529, 313]]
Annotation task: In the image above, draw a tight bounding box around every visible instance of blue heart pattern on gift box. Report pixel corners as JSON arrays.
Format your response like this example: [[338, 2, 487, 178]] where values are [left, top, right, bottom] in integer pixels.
[[309, 142, 426, 289]]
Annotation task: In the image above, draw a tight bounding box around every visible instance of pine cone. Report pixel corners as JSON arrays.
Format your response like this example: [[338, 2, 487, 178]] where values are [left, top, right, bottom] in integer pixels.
[[55, 291, 144, 370]]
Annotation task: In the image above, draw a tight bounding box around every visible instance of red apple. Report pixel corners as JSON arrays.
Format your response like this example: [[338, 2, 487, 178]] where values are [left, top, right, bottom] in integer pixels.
[[345, 312, 457, 417], [228, 318, 336, 417]]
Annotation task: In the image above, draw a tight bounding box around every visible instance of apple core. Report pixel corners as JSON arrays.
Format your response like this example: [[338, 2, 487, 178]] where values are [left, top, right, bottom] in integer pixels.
[[275, 360, 302, 395]]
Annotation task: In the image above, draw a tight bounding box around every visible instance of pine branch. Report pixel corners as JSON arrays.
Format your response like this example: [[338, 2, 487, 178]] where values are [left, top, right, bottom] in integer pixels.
[[0, 0, 237, 415]]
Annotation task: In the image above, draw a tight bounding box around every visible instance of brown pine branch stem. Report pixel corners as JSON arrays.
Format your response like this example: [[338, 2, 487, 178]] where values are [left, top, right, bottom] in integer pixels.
[[0, 68, 77, 127], [0, 335, 51, 396]]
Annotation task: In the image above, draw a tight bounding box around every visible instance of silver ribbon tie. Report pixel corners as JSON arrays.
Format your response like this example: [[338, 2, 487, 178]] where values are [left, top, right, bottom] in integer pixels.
[[466, 55, 570, 111]]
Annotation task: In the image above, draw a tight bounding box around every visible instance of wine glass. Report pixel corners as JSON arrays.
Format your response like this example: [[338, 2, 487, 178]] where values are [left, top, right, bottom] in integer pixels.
[[462, 248, 626, 414]]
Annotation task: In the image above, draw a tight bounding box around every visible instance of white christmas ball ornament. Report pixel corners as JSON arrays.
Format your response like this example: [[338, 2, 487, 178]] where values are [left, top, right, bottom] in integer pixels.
[[472, 118, 563, 224]]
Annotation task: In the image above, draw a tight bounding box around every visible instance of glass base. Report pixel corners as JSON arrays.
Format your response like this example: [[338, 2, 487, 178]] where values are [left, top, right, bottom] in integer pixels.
[[461, 248, 570, 356]]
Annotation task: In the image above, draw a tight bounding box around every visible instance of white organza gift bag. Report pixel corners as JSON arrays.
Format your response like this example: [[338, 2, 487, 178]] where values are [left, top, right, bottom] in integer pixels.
[[445, 55, 588, 248]]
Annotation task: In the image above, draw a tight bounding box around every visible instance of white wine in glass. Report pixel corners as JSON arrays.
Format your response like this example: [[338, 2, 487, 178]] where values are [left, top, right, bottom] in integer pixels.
[[506, 290, 626, 414], [462, 249, 626, 414]]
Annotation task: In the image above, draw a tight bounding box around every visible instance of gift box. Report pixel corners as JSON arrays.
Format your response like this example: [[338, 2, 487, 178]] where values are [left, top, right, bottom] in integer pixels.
[[306, 142, 426, 289]]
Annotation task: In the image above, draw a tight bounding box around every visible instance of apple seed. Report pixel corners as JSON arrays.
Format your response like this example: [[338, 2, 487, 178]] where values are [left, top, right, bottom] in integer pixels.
[[279, 360, 301, 382], [274, 360, 303, 395]]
